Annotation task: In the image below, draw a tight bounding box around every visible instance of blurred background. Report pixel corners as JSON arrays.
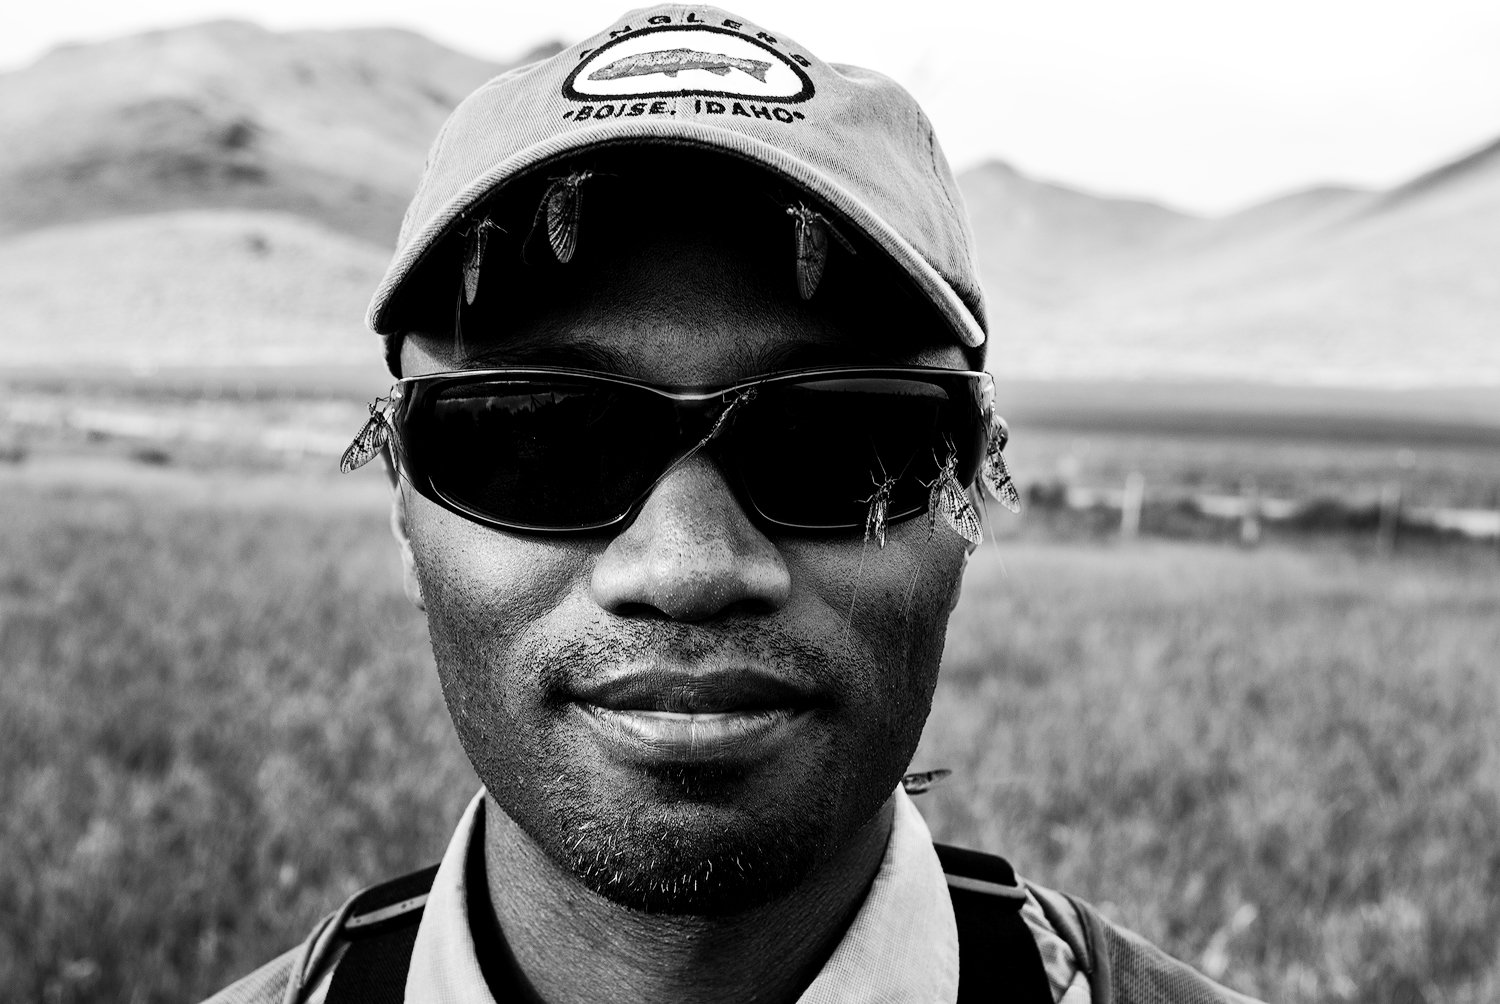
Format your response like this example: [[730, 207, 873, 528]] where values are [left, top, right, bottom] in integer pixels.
[[2, 2, 1497, 1002]]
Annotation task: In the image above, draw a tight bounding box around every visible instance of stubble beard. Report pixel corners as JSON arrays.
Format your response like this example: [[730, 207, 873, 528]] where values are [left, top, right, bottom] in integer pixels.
[[428, 602, 947, 916]]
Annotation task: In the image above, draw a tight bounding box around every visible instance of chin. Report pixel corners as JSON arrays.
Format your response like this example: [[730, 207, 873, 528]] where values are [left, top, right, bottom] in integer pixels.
[[494, 756, 888, 916]]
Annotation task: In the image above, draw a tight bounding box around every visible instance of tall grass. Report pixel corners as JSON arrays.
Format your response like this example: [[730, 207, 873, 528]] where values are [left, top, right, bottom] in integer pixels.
[[2, 469, 1496, 1002], [921, 539, 1500, 1003]]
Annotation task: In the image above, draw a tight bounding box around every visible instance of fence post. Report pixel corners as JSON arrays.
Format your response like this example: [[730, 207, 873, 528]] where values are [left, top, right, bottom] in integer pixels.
[[1492, 488, 1500, 557], [1121, 472, 1145, 540], [1376, 481, 1402, 555], [1239, 481, 1262, 549]]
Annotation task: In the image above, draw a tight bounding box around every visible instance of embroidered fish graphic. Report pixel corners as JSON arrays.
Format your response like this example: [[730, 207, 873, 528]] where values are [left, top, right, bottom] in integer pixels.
[[588, 48, 772, 83]]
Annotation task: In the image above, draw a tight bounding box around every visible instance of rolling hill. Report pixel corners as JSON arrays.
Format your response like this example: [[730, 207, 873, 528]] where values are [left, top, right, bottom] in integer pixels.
[[958, 135, 1500, 386], [0, 21, 554, 244]]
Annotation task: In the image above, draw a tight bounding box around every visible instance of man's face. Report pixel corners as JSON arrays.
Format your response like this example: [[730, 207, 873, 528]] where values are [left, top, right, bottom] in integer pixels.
[[397, 181, 972, 914]]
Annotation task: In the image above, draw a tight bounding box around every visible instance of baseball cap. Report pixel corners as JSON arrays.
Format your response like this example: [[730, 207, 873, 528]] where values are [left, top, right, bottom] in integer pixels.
[[368, 4, 987, 375]]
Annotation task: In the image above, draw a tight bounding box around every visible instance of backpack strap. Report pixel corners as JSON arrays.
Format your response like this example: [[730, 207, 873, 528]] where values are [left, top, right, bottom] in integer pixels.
[[323, 864, 438, 1004], [321, 849, 1054, 1003], [935, 843, 1054, 1003]]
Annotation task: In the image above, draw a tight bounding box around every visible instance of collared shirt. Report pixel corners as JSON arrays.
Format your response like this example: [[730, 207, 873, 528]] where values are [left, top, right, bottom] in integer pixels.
[[210, 788, 1089, 1003], [405, 789, 1087, 1004]]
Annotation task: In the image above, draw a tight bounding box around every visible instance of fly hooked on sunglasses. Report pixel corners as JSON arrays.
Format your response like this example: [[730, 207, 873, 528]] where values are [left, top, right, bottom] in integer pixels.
[[339, 395, 398, 474], [924, 449, 984, 547], [980, 414, 1022, 514], [861, 472, 898, 549]]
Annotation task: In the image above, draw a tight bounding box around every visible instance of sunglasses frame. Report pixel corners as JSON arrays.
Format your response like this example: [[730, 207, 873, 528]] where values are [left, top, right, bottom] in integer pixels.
[[383, 365, 997, 536]]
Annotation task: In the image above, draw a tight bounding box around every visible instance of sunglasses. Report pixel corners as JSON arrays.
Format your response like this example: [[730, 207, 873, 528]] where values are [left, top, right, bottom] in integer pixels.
[[345, 366, 1001, 535]]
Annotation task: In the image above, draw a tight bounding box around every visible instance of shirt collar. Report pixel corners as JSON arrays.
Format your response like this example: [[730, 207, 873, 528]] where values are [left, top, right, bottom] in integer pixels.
[[405, 788, 959, 1003]]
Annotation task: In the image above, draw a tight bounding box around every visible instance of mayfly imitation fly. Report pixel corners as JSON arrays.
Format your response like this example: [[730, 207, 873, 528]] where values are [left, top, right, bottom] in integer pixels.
[[784, 200, 855, 300], [462, 217, 503, 306], [925, 451, 983, 546], [526, 170, 594, 264], [980, 415, 1022, 514], [339, 397, 396, 474], [862, 472, 897, 548], [900, 768, 952, 795]]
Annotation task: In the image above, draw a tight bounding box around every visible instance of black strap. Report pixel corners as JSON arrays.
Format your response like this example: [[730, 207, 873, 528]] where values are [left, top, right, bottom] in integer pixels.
[[936, 843, 1055, 1003], [324, 864, 438, 1004], [324, 848, 1054, 1003]]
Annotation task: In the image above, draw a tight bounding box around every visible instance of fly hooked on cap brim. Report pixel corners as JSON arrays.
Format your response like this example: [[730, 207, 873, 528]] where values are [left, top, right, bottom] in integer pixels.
[[783, 199, 855, 300], [525, 170, 597, 265], [462, 217, 504, 306]]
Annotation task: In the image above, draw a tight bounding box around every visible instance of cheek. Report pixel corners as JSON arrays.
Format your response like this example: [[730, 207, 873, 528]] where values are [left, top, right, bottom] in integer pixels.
[[404, 493, 593, 717], [784, 520, 966, 702]]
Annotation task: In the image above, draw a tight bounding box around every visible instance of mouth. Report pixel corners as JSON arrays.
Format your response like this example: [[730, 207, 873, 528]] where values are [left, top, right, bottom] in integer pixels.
[[570, 667, 817, 764]]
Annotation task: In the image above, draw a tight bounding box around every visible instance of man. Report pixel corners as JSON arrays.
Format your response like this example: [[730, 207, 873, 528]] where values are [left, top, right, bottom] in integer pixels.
[[209, 7, 1260, 1002]]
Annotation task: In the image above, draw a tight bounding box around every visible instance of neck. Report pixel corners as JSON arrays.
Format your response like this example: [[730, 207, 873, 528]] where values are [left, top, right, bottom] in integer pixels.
[[479, 793, 894, 1004]]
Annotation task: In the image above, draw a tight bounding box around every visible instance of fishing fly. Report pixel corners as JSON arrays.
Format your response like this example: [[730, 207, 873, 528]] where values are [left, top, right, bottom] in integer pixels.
[[784, 200, 855, 300], [339, 395, 397, 474], [925, 449, 983, 547], [980, 414, 1022, 514], [862, 471, 897, 548], [462, 217, 503, 306], [527, 170, 594, 264]]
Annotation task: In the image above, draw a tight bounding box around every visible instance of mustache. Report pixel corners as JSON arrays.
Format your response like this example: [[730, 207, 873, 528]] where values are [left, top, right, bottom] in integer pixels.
[[520, 618, 859, 697]]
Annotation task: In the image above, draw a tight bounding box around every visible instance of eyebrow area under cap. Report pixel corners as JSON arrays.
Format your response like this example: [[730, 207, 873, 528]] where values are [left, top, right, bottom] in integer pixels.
[[458, 333, 929, 384]]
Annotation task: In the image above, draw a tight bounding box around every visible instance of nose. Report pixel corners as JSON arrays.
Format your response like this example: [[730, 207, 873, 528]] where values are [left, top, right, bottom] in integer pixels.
[[591, 455, 792, 621]]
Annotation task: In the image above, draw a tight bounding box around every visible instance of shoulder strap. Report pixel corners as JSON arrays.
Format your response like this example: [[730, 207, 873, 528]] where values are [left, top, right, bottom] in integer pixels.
[[935, 843, 1054, 1003], [321, 849, 1055, 1004], [323, 864, 439, 1004]]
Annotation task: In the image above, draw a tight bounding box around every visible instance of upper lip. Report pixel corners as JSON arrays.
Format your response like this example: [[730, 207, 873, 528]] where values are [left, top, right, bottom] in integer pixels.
[[572, 666, 817, 714]]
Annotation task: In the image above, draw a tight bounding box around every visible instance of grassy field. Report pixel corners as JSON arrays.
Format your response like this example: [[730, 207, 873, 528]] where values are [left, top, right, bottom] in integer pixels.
[[2, 458, 1498, 1003]]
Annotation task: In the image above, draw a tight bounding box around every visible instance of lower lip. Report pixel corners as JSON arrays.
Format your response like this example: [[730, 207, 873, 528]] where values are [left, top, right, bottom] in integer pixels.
[[576, 704, 804, 763]]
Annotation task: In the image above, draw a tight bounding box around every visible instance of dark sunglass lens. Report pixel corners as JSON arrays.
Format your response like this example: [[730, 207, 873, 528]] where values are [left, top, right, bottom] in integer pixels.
[[735, 377, 973, 529], [410, 379, 677, 528]]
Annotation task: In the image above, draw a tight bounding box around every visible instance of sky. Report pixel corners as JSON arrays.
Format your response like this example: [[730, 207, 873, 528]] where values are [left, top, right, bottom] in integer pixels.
[[5, 0, 1499, 215]]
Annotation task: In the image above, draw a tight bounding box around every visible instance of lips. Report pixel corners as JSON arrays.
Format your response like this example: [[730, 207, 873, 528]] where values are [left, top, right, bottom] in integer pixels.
[[570, 666, 817, 764], [573, 667, 813, 714]]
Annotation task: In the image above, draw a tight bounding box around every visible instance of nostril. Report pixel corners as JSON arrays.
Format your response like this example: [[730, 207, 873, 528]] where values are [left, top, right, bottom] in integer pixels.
[[611, 601, 674, 621]]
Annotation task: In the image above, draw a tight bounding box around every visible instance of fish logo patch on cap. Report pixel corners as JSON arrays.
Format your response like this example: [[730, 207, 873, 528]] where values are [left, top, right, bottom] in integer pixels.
[[566, 25, 813, 102]]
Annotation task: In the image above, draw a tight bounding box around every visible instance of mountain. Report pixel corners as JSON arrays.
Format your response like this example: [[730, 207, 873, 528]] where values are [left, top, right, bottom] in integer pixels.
[[0, 210, 388, 373], [959, 160, 1201, 323], [958, 137, 1500, 386], [0, 23, 562, 379], [0, 21, 557, 245]]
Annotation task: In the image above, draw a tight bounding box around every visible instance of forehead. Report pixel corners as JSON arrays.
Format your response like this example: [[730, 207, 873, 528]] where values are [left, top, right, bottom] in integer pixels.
[[401, 152, 966, 383]]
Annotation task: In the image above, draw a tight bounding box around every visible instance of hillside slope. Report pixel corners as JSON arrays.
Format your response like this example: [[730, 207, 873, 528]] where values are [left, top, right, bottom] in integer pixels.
[[0, 22, 554, 245], [960, 137, 1500, 385], [0, 210, 388, 374]]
